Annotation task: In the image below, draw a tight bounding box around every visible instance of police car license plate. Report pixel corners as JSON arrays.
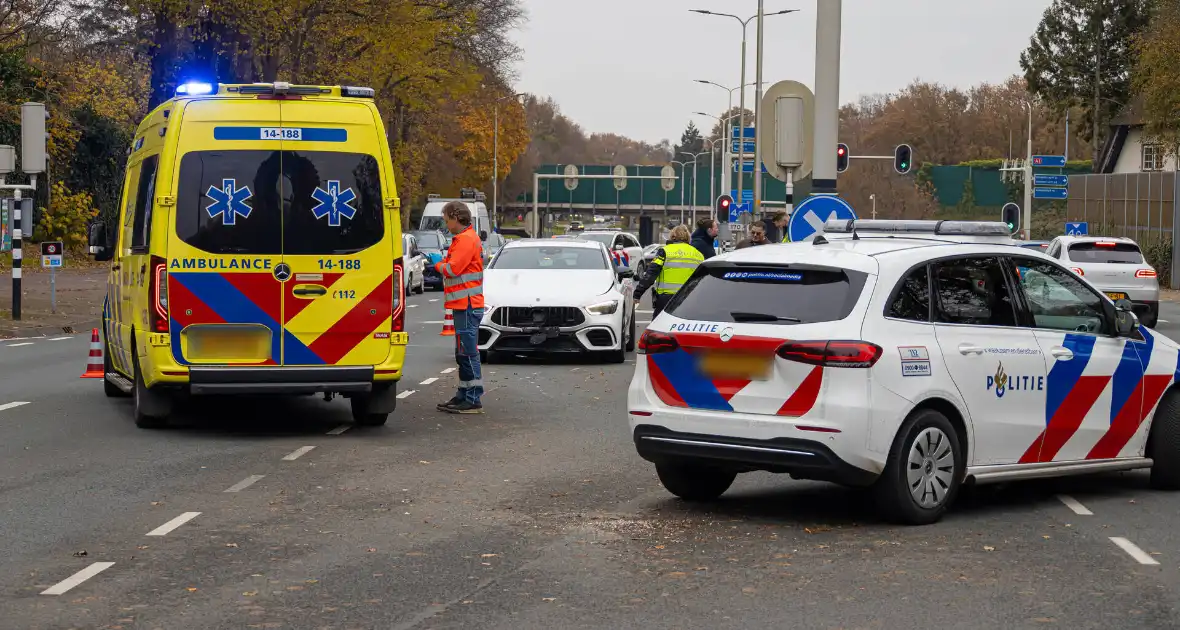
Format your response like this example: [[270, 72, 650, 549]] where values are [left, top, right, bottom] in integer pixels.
[[698, 352, 772, 380], [1106, 292, 1127, 301]]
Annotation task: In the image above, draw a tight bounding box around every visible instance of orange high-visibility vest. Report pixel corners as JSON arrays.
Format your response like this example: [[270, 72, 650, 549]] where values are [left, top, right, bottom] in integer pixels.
[[435, 226, 485, 310]]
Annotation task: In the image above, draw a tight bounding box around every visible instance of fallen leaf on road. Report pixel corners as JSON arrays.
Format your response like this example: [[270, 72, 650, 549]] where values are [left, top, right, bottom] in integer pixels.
[[73, 550, 87, 557], [305, 579, 318, 584], [186, 587, 198, 592], [542, 597, 556, 602], [666, 572, 687, 578], [983, 546, 995, 551], [367, 548, 377, 552], [742, 586, 757, 594], [1042, 536, 1050, 540], [419, 461, 431, 465], [242, 591, 257, 597], [225, 543, 239, 548], [653, 545, 665, 550], [137, 546, 149, 550], [480, 553, 498, 558]]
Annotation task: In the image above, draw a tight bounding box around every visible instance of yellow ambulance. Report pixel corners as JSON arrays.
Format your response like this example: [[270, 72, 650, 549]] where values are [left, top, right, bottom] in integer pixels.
[[88, 82, 407, 428]]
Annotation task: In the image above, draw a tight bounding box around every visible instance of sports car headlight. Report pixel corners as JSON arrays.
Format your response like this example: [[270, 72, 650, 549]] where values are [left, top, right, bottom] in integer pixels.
[[587, 300, 619, 315]]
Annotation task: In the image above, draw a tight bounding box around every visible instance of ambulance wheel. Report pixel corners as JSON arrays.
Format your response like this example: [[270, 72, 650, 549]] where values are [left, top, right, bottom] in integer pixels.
[[350, 397, 389, 427], [873, 409, 963, 525], [655, 461, 736, 502], [103, 333, 129, 398], [132, 349, 171, 429], [1148, 389, 1180, 490]]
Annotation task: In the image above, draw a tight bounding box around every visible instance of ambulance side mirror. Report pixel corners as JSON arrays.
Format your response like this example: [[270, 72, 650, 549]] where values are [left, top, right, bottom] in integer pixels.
[[88, 221, 113, 262]]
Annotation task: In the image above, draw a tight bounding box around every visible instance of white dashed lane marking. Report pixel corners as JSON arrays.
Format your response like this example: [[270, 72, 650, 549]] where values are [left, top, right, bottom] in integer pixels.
[[49, 336, 72, 341], [223, 475, 265, 493], [397, 390, 416, 399], [441, 368, 456, 374], [408, 304, 419, 308], [145, 512, 202, 536], [419, 377, 438, 385], [6, 342, 33, 347], [1057, 494, 1093, 516], [40, 562, 116, 596], [0, 401, 30, 412], [429, 299, 439, 303], [281, 446, 316, 461], [1110, 537, 1159, 565], [637, 309, 653, 314], [326, 424, 351, 435]]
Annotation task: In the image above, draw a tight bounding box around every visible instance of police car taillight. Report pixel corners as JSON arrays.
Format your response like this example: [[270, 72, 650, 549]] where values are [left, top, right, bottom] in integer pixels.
[[392, 259, 405, 333], [637, 330, 679, 354], [776, 340, 881, 368], [149, 255, 168, 333]]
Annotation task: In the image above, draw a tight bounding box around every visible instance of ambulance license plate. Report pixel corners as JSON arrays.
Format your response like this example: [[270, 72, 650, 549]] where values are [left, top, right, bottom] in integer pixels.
[[698, 352, 772, 380]]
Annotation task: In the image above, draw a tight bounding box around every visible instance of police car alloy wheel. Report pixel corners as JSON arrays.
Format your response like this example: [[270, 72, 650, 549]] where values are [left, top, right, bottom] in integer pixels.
[[1148, 391, 1180, 490], [874, 409, 964, 525]]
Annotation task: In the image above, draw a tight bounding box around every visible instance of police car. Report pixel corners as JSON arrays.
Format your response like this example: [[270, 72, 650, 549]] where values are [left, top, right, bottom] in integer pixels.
[[628, 219, 1180, 525]]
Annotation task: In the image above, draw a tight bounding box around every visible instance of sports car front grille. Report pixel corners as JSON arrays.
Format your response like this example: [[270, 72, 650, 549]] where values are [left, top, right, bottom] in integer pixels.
[[491, 306, 585, 328]]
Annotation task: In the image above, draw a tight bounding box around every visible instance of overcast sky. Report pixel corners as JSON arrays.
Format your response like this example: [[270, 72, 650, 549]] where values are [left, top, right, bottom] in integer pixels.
[[514, 0, 1051, 144]]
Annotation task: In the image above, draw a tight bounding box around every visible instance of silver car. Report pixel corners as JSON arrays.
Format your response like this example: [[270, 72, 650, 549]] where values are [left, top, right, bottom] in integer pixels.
[[1044, 235, 1159, 327]]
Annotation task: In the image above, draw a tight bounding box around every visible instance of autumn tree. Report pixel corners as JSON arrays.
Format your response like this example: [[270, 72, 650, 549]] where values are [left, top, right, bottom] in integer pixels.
[[1132, 0, 1180, 156], [1020, 0, 1151, 162]]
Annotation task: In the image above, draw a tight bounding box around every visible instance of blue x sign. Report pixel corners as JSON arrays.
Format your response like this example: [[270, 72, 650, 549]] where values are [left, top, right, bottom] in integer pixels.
[[311, 180, 359, 227]]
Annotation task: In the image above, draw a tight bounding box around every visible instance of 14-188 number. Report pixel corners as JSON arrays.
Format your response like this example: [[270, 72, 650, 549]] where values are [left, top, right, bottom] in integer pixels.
[[318, 259, 361, 270]]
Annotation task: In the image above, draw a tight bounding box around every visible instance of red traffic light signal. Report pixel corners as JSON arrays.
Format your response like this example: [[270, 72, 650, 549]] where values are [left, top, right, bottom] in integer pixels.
[[836, 143, 849, 173], [716, 194, 734, 217]]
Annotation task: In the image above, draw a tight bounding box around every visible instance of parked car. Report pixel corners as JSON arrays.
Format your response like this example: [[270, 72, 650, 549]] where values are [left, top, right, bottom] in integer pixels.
[[478, 239, 636, 363], [1018, 240, 1050, 251], [1043, 235, 1159, 327], [402, 233, 427, 294], [482, 231, 507, 265], [576, 230, 645, 275], [412, 230, 453, 291]]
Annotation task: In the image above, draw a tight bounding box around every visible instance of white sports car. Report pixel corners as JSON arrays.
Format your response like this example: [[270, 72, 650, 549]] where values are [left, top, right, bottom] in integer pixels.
[[479, 239, 637, 363]]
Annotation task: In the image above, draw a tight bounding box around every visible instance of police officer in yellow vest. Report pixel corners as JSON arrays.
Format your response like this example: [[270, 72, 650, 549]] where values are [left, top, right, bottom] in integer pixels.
[[633, 225, 704, 317]]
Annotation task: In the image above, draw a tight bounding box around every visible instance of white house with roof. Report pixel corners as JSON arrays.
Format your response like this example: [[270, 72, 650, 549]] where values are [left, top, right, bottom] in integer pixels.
[[1097, 98, 1178, 174]]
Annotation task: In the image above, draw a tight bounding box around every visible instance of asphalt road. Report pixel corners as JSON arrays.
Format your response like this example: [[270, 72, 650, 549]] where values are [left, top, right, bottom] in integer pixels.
[[3, 298, 1180, 629]]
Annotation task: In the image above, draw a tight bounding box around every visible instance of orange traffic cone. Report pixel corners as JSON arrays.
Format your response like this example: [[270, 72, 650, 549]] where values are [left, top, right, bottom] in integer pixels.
[[440, 308, 455, 336], [80, 328, 104, 379]]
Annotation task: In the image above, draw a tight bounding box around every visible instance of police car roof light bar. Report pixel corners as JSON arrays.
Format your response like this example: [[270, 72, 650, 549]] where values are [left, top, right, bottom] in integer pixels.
[[823, 219, 1012, 237]]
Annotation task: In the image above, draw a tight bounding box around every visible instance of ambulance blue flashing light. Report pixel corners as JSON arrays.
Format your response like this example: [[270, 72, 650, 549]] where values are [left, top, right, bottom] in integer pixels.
[[176, 82, 215, 96]]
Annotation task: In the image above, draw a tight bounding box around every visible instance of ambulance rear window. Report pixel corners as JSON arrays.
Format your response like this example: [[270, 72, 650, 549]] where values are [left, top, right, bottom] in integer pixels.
[[665, 264, 868, 325], [175, 150, 384, 255]]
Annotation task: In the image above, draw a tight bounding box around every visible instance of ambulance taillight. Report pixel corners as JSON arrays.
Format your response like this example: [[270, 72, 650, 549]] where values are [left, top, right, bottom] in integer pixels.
[[392, 259, 405, 333], [149, 255, 169, 333]]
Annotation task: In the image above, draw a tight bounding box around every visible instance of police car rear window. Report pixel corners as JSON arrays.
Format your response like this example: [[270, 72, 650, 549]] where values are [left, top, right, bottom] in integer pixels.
[[666, 265, 868, 325], [176, 150, 383, 255], [1067, 242, 1143, 264]]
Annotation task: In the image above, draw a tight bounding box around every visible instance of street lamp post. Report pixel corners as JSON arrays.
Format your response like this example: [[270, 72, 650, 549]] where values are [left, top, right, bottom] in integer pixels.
[[694, 80, 755, 196], [492, 92, 526, 229], [671, 160, 689, 224], [682, 150, 712, 227], [691, 7, 798, 223]]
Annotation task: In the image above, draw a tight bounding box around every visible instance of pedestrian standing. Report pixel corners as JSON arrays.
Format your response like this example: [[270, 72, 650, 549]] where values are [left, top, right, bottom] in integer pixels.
[[761, 211, 789, 243], [690, 217, 719, 259], [435, 202, 486, 414], [736, 224, 769, 249], [633, 225, 704, 318]]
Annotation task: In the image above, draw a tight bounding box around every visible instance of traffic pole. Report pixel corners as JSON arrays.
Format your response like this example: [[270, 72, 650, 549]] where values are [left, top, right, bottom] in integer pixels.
[[812, 0, 842, 194], [753, 0, 765, 218], [11, 189, 20, 320]]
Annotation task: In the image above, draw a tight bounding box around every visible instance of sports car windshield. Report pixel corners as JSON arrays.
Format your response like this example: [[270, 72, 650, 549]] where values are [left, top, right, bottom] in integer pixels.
[[491, 246, 608, 270]]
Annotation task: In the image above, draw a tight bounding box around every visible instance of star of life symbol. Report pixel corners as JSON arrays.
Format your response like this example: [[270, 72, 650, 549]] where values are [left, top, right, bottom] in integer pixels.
[[311, 180, 358, 227], [205, 178, 253, 225]]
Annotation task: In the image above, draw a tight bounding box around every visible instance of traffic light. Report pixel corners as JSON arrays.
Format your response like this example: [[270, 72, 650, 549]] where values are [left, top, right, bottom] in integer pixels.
[[1001, 202, 1020, 234], [893, 143, 912, 174], [716, 194, 734, 218], [836, 143, 849, 173]]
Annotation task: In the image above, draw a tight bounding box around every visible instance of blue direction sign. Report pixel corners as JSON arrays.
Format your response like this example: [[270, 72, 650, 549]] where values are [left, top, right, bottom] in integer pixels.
[[788, 194, 857, 242], [1065, 221, 1089, 236], [733, 161, 768, 173], [730, 189, 754, 203], [729, 202, 751, 222], [730, 140, 756, 154], [1034, 174, 1069, 187], [731, 126, 755, 139], [1032, 155, 1066, 167], [1034, 187, 1069, 200]]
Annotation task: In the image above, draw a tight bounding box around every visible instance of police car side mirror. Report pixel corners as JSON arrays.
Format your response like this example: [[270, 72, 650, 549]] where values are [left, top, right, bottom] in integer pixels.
[[616, 265, 634, 279], [1115, 299, 1138, 337], [614, 243, 625, 251]]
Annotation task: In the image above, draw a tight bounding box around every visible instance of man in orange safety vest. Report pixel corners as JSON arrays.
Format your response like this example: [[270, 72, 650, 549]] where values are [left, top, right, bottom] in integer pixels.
[[435, 201, 486, 414]]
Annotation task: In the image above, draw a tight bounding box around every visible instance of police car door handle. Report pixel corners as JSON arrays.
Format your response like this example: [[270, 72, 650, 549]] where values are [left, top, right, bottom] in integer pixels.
[[1050, 347, 1074, 360], [957, 343, 984, 355]]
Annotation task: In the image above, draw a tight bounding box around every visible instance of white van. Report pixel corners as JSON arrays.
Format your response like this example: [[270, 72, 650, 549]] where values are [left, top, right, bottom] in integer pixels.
[[418, 188, 491, 239]]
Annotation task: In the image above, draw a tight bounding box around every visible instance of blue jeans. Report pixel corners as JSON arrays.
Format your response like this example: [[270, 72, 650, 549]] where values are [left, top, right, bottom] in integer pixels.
[[452, 306, 484, 404]]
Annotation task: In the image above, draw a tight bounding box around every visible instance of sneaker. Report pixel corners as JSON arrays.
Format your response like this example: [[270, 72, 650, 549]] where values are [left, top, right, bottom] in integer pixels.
[[437, 397, 463, 411], [445, 401, 484, 414]]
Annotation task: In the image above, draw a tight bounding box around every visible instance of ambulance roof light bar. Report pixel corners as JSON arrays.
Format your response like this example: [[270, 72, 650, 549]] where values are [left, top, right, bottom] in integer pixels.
[[823, 219, 1013, 236], [176, 82, 216, 96]]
